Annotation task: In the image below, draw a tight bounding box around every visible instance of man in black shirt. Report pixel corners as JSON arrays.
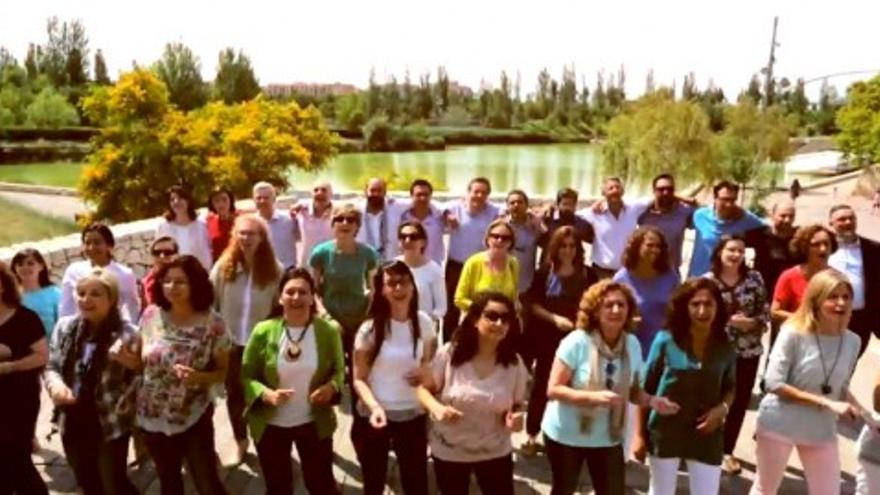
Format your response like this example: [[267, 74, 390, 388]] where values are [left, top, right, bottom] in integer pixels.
[[748, 199, 797, 344]]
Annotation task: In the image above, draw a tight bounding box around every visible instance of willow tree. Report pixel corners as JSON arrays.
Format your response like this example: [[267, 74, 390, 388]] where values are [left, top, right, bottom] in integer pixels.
[[601, 89, 717, 189]]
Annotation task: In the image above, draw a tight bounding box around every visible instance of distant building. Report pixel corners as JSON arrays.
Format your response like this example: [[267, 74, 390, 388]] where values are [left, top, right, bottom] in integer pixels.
[[263, 82, 359, 98]]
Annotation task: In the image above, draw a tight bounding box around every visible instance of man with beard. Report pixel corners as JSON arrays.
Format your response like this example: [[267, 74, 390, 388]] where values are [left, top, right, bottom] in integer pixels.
[[828, 204, 880, 356], [399, 179, 446, 265], [442, 177, 500, 341], [504, 189, 546, 295], [637, 173, 697, 270], [747, 199, 798, 345], [356, 177, 406, 261], [538, 187, 594, 259], [687, 180, 765, 277]]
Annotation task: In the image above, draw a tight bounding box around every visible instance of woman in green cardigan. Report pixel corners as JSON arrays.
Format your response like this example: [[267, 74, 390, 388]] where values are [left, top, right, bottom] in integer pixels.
[[241, 267, 344, 495]]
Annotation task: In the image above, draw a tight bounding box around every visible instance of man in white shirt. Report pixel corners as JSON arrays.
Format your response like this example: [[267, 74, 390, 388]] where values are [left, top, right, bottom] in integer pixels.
[[355, 177, 406, 261], [399, 179, 446, 265], [828, 204, 880, 356], [578, 177, 648, 278], [293, 181, 334, 266], [253, 181, 299, 269]]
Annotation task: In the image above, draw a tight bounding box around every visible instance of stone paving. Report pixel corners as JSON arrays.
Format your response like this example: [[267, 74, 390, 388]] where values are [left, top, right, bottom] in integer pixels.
[[25, 172, 880, 494]]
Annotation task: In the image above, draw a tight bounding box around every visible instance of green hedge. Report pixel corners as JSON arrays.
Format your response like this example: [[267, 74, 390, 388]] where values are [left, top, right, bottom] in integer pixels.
[[0, 127, 99, 142], [0, 142, 90, 164]]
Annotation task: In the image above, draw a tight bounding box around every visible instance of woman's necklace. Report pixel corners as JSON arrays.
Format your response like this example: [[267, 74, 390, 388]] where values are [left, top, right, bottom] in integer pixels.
[[284, 321, 311, 362], [813, 330, 843, 395]]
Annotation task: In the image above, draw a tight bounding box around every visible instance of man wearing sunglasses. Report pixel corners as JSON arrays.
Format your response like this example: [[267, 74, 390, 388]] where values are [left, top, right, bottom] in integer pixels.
[[637, 173, 697, 270]]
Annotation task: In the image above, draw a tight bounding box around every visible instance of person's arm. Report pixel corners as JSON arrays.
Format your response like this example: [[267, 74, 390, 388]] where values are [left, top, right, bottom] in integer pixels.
[[429, 267, 448, 321], [122, 270, 141, 323], [44, 319, 75, 405], [696, 356, 735, 434], [453, 258, 477, 311], [763, 328, 846, 412], [547, 357, 622, 406], [0, 337, 47, 375], [209, 263, 223, 313], [240, 323, 270, 408], [58, 267, 77, 318], [770, 272, 794, 324], [416, 347, 464, 422], [352, 326, 388, 428], [751, 273, 771, 333]]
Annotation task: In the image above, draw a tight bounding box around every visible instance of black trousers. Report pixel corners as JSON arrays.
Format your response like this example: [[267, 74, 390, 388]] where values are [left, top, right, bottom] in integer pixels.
[[351, 414, 428, 495], [527, 333, 562, 436], [443, 260, 465, 343], [225, 345, 247, 441], [255, 423, 338, 495], [544, 436, 624, 495], [432, 454, 514, 495], [60, 402, 137, 495], [141, 408, 227, 495], [724, 356, 760, 455], [850, 308, 873, 357], [0, 445, 48, 495]]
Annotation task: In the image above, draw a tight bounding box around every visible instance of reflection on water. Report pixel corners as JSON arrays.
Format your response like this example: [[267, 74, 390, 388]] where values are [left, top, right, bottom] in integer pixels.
[[287, 143, 789, 198]]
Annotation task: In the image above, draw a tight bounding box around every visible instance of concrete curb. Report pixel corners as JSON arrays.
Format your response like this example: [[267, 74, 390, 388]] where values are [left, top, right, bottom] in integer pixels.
[[0, 181, 78, 196]]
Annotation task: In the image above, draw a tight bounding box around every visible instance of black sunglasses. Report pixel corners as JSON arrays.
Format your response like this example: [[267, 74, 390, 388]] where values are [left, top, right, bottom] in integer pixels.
[[489, 233, 512, 242], [605, 361, 616, 390], [333, 216, 358, 224], [482, 309, 513, 324], [151, 249, 178, 257], [399, 233, 424, 241]]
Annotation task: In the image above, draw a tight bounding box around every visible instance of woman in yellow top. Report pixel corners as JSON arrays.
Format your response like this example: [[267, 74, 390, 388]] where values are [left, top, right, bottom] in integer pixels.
[[454, 219, 520, 313]]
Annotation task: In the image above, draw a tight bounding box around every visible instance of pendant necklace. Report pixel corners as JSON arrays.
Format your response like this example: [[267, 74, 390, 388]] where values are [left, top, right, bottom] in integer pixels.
[[813, 330, 842, 395], [284, 322, 311, 362]]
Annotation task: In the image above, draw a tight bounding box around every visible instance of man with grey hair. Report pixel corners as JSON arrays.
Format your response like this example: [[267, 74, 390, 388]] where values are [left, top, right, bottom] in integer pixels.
[[828, 203, 880, 356], [253, 181, 299, 269], [292, 180, 335, 266]]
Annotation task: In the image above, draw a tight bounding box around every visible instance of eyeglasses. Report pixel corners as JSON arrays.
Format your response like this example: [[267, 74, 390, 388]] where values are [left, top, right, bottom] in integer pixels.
[[489, 233, 512, 242], [482, 309, 513, 325], [333, 216, 358, 224], [605, 361, 617, 390], [654, 186, 674, 193], [152, 249, 177, 257], [399, 233, 424, 242]]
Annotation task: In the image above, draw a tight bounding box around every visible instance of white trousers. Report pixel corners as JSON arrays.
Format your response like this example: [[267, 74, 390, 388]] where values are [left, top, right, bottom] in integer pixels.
[[857, 459, 880, 495], [648, 456, 721, 495]]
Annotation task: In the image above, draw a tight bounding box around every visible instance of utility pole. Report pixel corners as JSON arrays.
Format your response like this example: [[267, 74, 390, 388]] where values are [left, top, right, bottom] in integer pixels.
[[762, 16, 780, 109]]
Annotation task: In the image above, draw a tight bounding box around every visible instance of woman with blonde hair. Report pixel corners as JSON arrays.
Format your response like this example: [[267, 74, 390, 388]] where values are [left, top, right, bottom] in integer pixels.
[[454, 218, 520, 313], [210, 214, 283, 463], [45, 267, 138, 494], [751, 269, 865, 494], [540, 280, 679, 495]]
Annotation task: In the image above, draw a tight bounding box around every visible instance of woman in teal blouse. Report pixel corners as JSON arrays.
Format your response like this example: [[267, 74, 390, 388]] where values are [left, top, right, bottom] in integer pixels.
[[241, 267, 344, 495], [637, 277, 736, 495]]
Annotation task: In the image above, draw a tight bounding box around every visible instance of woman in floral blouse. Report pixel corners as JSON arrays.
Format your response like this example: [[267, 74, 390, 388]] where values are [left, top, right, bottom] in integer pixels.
[[704, 234, 770, 475], [137, 255, 230, 495]]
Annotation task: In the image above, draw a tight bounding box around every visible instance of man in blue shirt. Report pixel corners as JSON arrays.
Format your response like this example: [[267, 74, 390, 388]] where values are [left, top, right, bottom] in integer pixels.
[[688, 180, 765, 277]]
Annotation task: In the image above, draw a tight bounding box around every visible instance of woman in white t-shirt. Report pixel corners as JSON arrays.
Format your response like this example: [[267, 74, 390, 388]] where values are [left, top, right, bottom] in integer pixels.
[[352, 260, 436, 495], [397, 221, 447, 327], [155, 185, 212, 270]]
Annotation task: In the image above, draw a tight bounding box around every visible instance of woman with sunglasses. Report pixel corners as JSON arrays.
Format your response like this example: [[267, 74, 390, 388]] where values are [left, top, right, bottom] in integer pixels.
[[351, 260, 436, 495], [141, 236, 179, 309], [397, 221, 447, 328], [637, 278, 736, 495], [704, 234, 770, 475], [156, 185, 213, 270], [521, 226, 597, 456], [309, 204, 380, 369], [417, 292, 528, 495], [454, 219, 520, 315], [241, 267, 344, 495], [211, 214, 283, 464], [540, 280, 679, 495]]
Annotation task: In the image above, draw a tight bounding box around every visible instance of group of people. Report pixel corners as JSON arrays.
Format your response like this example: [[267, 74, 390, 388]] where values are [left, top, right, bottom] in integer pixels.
[[1, 172, 879, 495]]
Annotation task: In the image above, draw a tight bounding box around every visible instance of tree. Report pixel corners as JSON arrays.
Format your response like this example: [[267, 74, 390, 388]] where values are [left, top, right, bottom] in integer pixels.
[[0, 48, 15, 69], [213, 48, 260, 104], [435, 66, 450, 114], [835, 75, 880, 164], [782, 78, 809, 128], [682, 72, 698, 101], [365, 68, 382, 118], [80, 69, 337, 221], [24, 86, 80, 127], [815, 79, 842, 135], [335, 93, 366, 131], [602, 90, 716, 187], [39, 17, 89, 87], [153, 42, 208, 111], [93, 49, 110, 84], [24, 44, 39, 81], [742, 74, 762, 103], [383, 75, 401, 121], [412, 73, 433, 120], [714, 100, 792, 203]]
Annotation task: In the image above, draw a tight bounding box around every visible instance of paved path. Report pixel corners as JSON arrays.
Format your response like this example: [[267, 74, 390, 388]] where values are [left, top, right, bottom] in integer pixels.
[[30, 172, 880, 493], [0, 191, 88, 220]]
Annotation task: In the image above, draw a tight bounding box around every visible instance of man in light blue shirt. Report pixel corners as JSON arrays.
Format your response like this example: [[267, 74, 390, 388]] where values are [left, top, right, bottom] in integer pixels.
[[253, 181, 299, 269], [687, 180, 765, 277]]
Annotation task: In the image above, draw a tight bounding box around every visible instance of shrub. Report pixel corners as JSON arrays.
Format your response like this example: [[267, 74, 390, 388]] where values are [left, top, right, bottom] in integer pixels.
[[24, 87, 80, 128]]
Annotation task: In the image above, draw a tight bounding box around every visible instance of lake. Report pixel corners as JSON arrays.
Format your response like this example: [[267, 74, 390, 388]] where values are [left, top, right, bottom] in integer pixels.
[[287, 143, 608, 197]]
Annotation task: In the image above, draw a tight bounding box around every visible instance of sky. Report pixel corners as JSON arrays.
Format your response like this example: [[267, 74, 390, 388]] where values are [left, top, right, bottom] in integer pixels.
[[1, 0, 878, 101]]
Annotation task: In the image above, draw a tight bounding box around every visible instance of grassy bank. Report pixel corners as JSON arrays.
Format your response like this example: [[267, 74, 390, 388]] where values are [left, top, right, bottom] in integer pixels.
[[0, 162, 82, 188], [0, 196, 79, 246]]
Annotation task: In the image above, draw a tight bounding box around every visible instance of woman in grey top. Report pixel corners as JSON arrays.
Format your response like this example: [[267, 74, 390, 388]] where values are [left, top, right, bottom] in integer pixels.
[[751, 269, 866, 495]]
